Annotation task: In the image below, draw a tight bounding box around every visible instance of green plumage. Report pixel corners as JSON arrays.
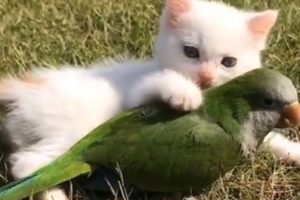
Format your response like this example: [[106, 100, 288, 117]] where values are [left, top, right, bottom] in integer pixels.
[[84, 106, 242, 191], [0, 68, 297, 200]]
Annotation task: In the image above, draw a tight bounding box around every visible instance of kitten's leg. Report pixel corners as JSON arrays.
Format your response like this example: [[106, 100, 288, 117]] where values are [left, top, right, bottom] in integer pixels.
[[126, 69, 202, 111], [261, 130, 300, 165], [9, 144, 69, 200]]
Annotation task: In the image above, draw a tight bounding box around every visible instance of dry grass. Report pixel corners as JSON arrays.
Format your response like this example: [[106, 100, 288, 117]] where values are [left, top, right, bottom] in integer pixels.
[[0, 0, 300, 199]]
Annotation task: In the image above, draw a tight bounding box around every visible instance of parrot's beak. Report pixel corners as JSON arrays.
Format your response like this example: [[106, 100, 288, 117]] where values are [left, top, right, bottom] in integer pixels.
[[276, 101, 300, 128]]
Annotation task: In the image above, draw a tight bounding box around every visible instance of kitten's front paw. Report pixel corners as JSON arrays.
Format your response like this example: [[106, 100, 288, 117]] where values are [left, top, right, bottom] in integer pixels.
[[162, 81, 202, 111]]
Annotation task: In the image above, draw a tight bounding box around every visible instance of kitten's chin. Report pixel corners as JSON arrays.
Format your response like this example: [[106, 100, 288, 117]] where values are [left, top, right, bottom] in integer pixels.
[[197, 79, 216, 90], [199, 81, 212, 89], [212, 77, 233, 88], [199, 80, 221, 89]]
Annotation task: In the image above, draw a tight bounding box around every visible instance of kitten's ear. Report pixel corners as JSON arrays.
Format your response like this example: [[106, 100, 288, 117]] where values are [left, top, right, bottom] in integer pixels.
[[248, 10, 278, 49], [166, 0, 191, 28]]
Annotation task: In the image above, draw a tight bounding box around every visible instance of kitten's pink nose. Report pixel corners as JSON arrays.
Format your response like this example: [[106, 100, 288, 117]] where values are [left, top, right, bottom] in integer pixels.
[[197, 61, 216, 89]]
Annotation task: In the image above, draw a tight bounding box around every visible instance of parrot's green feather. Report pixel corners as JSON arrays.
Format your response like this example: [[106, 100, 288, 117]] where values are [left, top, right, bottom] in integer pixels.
[[0, 68, 297, 200], [0, 102, 244, 199], [84, 105, 242, 191], [0, 161, 91, 200]]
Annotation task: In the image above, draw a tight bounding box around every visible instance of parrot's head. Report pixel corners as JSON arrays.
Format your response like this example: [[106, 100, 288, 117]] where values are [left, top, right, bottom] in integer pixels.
[[204, 68, 300, 150]]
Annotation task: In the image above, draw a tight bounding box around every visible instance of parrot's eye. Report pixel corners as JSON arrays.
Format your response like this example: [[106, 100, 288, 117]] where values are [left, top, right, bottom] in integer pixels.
[[183, 46, 200, 59], [263, 98, 275, 107]]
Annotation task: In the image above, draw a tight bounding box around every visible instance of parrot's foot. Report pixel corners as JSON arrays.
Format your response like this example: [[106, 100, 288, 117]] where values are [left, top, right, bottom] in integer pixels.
[[262, 130, 300, 166], [37, 187, 69, 200]]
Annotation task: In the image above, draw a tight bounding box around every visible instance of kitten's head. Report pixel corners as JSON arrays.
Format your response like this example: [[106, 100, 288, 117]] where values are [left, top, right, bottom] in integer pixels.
[[154, 0, 278, 88]]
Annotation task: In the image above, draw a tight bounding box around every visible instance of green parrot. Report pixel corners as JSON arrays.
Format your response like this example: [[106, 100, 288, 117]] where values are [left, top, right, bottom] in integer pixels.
[[0, 68, 300, 200]]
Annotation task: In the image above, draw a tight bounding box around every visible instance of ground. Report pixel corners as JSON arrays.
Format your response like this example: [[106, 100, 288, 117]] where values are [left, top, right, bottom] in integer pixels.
[[0, 0, 300, 199]]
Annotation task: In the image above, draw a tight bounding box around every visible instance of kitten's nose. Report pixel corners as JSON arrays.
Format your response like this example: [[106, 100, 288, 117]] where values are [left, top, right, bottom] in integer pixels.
[[198, 73, 214, 89], [197, 61, 216, 89]]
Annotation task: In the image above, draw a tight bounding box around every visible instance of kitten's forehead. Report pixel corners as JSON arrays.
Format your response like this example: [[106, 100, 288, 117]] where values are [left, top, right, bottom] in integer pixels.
[[177, 1, 254, 54]]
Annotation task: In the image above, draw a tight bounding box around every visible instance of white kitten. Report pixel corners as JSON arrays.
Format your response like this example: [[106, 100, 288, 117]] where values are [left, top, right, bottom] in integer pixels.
[[0, 0, 278, 199]]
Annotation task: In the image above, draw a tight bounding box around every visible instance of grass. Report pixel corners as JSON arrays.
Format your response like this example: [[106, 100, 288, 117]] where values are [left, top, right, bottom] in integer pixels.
[[0, 0, 300, 199]]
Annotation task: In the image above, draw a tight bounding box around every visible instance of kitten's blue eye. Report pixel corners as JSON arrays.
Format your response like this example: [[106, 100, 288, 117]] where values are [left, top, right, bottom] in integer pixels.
[[183, 46, 199, 59], [221, 57, 237, 68]]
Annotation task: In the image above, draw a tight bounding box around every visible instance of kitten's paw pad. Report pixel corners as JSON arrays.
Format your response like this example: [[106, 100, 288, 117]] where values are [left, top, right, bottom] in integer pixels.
[[162, 85, 202, 111]]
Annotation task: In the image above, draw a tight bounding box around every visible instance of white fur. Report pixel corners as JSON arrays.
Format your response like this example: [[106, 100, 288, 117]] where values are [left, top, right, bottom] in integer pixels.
[[6, 61, 199, 176], [155, 0, 263, 86], [126, 68, 202, 111], [37, 188, 69, 200], [261, 130, 300, 166], [3, 60, 202, 200], [0, 0, 277, 199]]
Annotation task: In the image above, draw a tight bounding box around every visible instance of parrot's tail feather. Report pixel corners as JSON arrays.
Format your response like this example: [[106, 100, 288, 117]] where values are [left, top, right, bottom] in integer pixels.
[[0, 161, 92, 200], [0, 175, 35, 193]]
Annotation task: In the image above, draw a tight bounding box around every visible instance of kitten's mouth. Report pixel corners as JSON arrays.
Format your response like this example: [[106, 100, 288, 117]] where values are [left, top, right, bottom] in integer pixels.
[[198, 80, 213, 89]]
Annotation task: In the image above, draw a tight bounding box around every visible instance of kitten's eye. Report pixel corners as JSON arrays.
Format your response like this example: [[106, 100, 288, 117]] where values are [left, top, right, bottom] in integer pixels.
[[263, 98, 275, 108], [221, 57, 237, 68], [183, 46, 200, 59]]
